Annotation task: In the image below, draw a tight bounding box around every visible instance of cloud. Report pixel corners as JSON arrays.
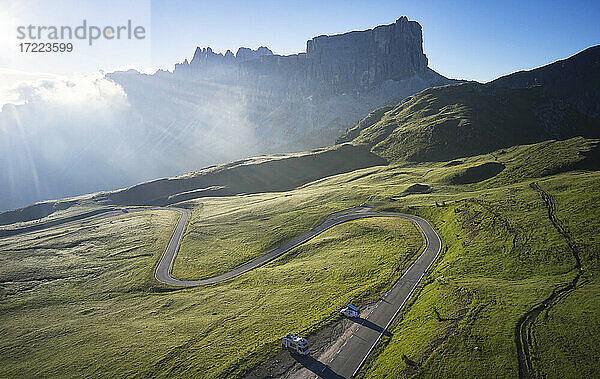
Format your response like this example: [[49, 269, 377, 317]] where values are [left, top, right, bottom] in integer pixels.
[[1, 72, 129, 110], [0, 69, 261, 211], [0, 73, 135, 210]]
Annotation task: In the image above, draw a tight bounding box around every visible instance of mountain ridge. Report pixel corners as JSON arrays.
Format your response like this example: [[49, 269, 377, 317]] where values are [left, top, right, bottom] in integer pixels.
[[107, 16, 455, 157], [339, 45, 600, 162], [172, 16, 449, 94]]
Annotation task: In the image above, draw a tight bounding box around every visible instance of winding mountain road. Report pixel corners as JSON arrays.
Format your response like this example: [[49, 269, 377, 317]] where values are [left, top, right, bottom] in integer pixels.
[[6, 203, 441, 378], [155, 205, 441, 378]]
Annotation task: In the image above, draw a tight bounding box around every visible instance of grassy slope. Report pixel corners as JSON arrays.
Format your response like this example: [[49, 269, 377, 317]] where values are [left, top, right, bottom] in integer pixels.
[[0, 210, 422, 377], [528, 177, 600, 377], [0, 143, 385, 225], [173, 187, 377, 280], [169, 136, 600, 377], [96, 143, 385, 206], [341, 82, 598, 163], [0, 210, 180, 376], [358, 142, 600, 377], [1, 137, 598, 377]]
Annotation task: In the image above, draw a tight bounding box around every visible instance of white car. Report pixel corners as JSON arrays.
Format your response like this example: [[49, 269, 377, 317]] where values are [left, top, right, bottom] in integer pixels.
[[341, 304, 360, 318]]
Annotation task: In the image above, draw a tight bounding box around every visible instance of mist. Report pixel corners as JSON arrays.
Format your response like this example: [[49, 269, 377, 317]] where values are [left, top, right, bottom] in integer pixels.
[[0, 71, 261, 211]]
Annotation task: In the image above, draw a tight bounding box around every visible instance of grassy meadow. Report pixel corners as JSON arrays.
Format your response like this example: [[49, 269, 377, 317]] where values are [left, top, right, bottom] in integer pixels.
[[0, 136, 598, 377], [0, 207, 423, 377]]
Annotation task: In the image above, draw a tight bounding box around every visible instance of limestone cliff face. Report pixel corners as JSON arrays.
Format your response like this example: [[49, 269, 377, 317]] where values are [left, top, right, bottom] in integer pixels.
[[305, 16, 428, 92], [111, 17, 454, 155], [173, 16, 444, 97]]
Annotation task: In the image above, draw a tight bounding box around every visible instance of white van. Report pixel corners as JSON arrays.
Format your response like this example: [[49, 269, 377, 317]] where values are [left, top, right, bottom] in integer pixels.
[[341, 304, 360, 318], [282, 333, 309, 355]]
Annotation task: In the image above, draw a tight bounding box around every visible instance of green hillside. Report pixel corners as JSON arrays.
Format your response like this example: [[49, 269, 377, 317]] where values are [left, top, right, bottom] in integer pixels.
[[359, 140, 600, 378], [338, 47, 600, 165], [490, 45, 600, 119], [339, 81, 599, 162], [1, 135, 598, 377], [0, 143, 385, 226]]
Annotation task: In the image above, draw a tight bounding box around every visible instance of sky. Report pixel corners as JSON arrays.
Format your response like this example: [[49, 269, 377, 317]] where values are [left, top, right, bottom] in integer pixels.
[[0, 0, 599, 87]]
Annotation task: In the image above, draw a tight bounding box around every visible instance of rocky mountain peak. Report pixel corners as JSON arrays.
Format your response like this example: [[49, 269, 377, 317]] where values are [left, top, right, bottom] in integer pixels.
[[157, 17, 454, 153], [304, 16, 429, 90], [236, 46, 274, 61], [174, 16, 442, 94]]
